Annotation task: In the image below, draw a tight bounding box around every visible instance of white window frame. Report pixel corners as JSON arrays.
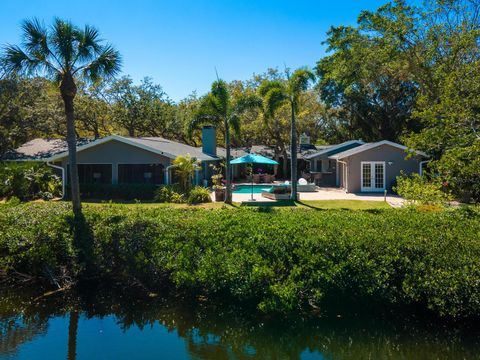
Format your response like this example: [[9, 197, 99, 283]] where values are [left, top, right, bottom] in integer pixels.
[[360, 161, 386, 192]]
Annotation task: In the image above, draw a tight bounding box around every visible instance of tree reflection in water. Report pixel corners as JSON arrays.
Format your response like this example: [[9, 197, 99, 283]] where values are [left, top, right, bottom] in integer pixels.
[[0, 284, 479, 360]]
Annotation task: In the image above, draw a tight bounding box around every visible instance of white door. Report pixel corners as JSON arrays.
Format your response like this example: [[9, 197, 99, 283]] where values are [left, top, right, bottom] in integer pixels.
[[361, 162, 385, 192]]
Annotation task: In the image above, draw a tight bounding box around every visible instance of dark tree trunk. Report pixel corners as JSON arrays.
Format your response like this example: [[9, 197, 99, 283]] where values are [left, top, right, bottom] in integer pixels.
[[273, 149, 280, 177], [60, 73, 81, 215], [224, 118, 232, 204], [281, 147, 288, 179], [290, 100, 298, 201], [67, 311, 79, 360]]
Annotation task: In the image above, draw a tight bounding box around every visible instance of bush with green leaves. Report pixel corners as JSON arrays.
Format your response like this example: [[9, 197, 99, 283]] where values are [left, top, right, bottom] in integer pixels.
[[154, 184, 185, 203], [187, 186, 212, 204], [1, 203, 479, 319], [0, 162, 61, 201], [394, 173, 451, 205]]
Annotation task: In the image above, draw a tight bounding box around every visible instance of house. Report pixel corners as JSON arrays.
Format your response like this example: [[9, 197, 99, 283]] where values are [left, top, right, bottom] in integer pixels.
[[303, 140, 366, 186], [3, 124, 427, 196], [304, 139, 427, 192], [2, 127, 221, 196]]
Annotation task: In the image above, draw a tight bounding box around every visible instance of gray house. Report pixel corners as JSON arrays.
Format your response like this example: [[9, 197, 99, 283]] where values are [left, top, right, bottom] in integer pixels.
[[303, 140, 365, 187], [305, 140, 427, 193], [3, 127, 220, 195]]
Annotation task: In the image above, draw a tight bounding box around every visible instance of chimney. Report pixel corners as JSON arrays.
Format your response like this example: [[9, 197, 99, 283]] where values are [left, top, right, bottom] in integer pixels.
[[202, 125, 217, 156]]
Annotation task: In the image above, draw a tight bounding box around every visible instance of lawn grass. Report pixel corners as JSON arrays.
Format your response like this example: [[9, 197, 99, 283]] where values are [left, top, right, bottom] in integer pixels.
[[81, 199, 391, 210]]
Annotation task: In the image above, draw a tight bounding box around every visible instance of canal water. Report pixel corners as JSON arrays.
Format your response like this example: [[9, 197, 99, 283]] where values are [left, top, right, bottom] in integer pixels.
[[1, 285, 479, 360]]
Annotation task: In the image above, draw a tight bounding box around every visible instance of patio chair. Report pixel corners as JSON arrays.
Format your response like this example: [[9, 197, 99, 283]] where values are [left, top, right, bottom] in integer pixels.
[[313, 173, 322, 186], [253, 174, 261, 184], [264, 174, 272, 183]]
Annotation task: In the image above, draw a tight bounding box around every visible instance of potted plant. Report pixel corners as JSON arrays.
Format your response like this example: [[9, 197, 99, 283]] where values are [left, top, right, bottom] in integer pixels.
[[211, 173, 225, 202]]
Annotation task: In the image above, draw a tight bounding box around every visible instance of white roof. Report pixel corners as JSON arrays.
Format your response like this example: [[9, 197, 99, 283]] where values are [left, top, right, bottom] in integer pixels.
[[329, 140, 427, 159]]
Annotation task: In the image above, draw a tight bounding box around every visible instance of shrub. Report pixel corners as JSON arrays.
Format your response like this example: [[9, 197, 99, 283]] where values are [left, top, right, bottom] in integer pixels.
[[1, 203, 479, 319], [154, 184, 185, 203], [0, 162, 61, 201], [393, 173, 451, 205], [187, 186, 212, 204]]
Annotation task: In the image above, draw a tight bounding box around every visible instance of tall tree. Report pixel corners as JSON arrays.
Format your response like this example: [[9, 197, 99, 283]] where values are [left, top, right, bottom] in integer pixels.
[[356, 0, 480, 200], [316, 17, 418, 142], [258, 68, 315, 200], [190, 80, 260, 204], [75, 81, 112, 139], [108, 76, 173, 137], [1, 18, 121, 214]]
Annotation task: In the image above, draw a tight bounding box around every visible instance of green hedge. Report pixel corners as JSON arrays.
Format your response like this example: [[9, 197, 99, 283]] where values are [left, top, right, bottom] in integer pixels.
[[1, 203, 479, 319]]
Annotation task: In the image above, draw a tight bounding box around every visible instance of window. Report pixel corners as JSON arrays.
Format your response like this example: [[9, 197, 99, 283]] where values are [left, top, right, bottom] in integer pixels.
[[118, 164, 164, 184], [67, 164, 112, 184], [362, 163, 372, 188], [375, 163, 384, 188]]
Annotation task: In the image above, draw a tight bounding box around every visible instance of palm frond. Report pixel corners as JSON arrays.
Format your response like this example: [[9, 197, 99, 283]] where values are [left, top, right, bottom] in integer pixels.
[[188, 94, 222, 136], [229, 113, 241, 136], [289, 68, 316, 96], [21, 18, 51, 60], [258, 79, 284, 97], [211, 80, 229, 115], [50, 18, 77, 70], [81, 45, 121, 82], [263, 86, 288, 118], [1, 44, 40, 75], [76, 24, 102, 62], [234, 93, 262, 113]]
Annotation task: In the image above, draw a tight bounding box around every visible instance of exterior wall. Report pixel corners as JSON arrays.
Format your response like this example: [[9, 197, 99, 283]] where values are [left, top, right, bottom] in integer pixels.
[[61, 140, 172, 184], [344, 144, 422, 193], [338, 161, 345, 188]]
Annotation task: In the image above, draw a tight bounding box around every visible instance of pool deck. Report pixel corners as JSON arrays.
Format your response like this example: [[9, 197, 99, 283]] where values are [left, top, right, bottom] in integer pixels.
[[212, 185, 405, 207]]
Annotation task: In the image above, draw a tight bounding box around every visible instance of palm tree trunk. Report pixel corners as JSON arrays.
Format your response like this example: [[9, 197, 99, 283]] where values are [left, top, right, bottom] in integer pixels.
[[224, 119, 232, 204], [67, 310, 79, 360], [281, 147, 288, 179], [63, 95, 82, 215], [290, 100, 298, 201]]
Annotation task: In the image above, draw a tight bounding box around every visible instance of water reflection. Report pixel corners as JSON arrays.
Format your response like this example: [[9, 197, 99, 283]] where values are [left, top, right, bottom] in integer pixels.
[[0, 285, 479, 360]]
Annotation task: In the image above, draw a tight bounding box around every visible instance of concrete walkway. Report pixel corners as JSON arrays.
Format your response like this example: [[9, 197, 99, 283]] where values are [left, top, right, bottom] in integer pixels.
[[213, 187, 405, 207]]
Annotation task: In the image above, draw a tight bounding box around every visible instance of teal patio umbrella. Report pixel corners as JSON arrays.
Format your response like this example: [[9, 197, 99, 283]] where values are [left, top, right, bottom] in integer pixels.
[[230, 153, 279, 200]]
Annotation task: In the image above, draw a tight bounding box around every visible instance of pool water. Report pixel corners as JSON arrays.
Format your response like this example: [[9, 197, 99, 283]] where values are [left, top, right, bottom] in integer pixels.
[[233, 185, 274, 194]]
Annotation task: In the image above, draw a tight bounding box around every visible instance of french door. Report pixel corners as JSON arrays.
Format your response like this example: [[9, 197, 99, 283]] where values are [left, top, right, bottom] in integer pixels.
[[361, 162, 385, 192]]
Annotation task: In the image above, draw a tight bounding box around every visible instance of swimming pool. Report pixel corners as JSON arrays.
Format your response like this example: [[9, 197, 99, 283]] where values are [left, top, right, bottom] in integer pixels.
[[233, 185, 274, 194]]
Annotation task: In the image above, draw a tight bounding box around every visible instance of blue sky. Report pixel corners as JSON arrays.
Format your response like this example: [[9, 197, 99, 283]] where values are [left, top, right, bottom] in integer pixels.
[[1, 0, 392, 101]]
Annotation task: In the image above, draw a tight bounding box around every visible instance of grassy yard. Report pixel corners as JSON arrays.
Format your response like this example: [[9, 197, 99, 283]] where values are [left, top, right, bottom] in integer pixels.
[[81, 199, 391, 211]]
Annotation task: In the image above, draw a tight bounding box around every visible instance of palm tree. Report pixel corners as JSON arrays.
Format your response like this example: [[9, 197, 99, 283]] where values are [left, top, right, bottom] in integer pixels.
[[173, 154, 199, 192], [1, 18, 121, 215], [190, 80, 261, 204], [258, 69, 315, 201]]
